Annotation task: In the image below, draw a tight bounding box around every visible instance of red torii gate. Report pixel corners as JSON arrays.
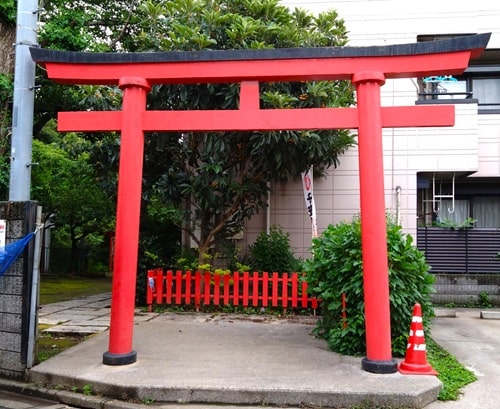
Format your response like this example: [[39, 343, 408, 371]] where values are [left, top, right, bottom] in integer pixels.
[[30, 33, 489, 373]]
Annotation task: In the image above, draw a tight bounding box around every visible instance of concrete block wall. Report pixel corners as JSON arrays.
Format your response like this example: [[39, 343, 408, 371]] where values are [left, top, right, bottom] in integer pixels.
[[432, 274, 500, 306], [0, 201, 37, 378]]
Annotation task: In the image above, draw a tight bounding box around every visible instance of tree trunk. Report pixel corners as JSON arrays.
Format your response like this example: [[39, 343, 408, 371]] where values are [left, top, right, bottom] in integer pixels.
[[0, 23, 15, 75], [197, 241, 210, 269]]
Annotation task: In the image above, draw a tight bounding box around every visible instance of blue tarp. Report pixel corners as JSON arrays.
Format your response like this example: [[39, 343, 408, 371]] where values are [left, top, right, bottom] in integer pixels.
[[0, 232, 36, 277]]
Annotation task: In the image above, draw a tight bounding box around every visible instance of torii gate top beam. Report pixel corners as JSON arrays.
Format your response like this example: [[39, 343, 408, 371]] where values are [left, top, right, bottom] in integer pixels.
[[29, 34, 491, 134], [30, 33, 490, 85]]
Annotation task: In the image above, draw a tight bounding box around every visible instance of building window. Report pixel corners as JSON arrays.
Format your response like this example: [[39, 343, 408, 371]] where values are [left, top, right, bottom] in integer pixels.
[[438, 197, 500, 227], [470, 75, 500, 112], [416, 70, 500, 113], [416, 34, 500, 114], [417, 173, 500, 228]]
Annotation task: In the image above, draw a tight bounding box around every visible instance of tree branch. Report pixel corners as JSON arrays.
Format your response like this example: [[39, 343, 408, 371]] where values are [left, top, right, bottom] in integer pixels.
[[109, 0, 138, 51]]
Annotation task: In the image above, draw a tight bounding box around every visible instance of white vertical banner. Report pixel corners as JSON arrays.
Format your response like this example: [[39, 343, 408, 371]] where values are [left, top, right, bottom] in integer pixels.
[[301, 168, 318, 238]]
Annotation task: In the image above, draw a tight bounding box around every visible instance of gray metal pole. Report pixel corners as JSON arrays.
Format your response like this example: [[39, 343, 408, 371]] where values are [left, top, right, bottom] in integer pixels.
[[9, 0, 39, 201]]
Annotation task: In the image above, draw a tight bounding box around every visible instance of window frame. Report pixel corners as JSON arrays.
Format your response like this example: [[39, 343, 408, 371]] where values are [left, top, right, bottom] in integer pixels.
[[463, 66, 500, 114]]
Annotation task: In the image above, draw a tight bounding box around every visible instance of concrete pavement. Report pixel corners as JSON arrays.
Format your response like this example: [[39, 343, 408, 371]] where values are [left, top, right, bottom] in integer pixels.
[[424, 309, 500, 409], [1, 295, 499, 408]]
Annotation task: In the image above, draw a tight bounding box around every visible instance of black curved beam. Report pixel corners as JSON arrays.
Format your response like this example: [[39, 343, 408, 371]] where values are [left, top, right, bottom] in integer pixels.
[[30, 33, 491, 64]]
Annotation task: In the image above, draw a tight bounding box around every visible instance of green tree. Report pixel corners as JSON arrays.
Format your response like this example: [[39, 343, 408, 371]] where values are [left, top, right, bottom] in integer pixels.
[[31, 127, 115, 274], [21, 0, 356, 275], [38, 0, 140, 52], [0, 0, 16, 25], [132, 0, 355, 263], [1, 1, 130, 273]]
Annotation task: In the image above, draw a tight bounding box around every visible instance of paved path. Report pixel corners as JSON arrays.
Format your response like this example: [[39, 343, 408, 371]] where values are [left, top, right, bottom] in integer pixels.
[[38, 293, 157, 334], [425, 308, 500, 409]]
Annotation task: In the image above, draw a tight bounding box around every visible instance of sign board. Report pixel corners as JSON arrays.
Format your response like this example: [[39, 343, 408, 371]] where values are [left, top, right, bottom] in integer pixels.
[[301, 169, 318, 238]]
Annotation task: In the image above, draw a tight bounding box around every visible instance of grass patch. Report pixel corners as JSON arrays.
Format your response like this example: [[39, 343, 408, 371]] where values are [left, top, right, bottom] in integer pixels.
[[39, 276, 112, 304], [427, 337, 477, 400], [36, 324, 89, 364], [36, 332, 88, 363]]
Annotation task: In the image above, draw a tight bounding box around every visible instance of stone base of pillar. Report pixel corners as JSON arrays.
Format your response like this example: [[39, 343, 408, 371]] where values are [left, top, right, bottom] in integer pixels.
[[102, 350, 137, 366], [362, 357, 398, 374]]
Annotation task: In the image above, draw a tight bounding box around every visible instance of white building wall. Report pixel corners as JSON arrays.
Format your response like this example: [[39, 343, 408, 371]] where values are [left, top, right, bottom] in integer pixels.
[[242, 1, 500, 260], [476, 114, 500, 176], [281, 1, 500, 47]]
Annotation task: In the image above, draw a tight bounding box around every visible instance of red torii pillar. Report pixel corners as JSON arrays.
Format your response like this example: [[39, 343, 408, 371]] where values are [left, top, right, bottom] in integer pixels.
[[30, 33, 489, 373], [353, 71, 394, 370]]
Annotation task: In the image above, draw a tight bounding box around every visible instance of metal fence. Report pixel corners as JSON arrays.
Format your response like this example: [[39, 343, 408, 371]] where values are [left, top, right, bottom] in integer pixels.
[[417, 227, 500, 305], [417, 227, 500, 274]]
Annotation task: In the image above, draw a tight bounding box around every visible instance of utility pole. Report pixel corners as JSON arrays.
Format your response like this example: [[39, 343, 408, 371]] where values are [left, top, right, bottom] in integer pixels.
[[9, 0, 39, 201]]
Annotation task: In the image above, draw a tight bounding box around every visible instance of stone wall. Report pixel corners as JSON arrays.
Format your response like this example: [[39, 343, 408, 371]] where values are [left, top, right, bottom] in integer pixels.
[[0, 201, 37, 378], [432, 273, 500, 307]]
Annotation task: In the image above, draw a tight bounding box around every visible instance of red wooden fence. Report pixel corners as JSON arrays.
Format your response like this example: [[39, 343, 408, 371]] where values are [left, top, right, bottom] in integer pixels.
[[146, 269, 319, 313]]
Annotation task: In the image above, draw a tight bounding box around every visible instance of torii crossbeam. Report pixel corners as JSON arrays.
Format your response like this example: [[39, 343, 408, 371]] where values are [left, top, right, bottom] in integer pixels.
[[31, 33, 490, 373]]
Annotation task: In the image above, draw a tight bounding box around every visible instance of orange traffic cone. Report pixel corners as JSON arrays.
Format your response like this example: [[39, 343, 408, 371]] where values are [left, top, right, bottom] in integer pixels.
[[399, 303, 438, 375]]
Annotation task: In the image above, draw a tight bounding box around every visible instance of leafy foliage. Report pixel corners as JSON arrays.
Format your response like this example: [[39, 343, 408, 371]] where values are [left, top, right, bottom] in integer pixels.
[[39, 5, 93, 51], [0, 74, 13, 106], [31, 126, 115, 274], [434, 217, 476, 229], [0, 0, 16, 25], [249, 225, 301, 273], [304, 215, 435, 357], [38, 0, 141, 52]]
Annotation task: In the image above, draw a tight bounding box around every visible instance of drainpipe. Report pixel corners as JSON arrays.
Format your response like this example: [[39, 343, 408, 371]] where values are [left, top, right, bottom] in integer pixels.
[[395, 185, 402, 225]]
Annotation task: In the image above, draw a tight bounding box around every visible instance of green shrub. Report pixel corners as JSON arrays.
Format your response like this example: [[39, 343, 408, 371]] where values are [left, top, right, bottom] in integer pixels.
[[478, 291, 493, 308], [249, 225, 302, 273], [304, 215, 434, 357]]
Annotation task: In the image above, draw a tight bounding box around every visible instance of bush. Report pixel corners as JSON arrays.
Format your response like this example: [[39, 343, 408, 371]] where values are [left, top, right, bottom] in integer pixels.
[[304, 215, 434, 357], [249, 225, 302, 273]]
